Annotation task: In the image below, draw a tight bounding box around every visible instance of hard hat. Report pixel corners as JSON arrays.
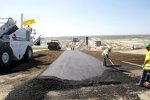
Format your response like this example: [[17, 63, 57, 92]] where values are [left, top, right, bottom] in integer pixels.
[[145, 43, 150, 48], [107, 45, 112, 50]]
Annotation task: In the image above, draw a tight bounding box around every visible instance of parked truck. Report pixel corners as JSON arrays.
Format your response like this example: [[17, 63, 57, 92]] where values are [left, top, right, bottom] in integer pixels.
[[47, 40, 61, 50], [0, 18, 41, 69]]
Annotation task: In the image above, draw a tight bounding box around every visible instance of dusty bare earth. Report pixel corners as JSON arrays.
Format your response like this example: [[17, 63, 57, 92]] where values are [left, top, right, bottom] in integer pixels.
[[0, 50, 62, 100], [0, 50, 150, 100]]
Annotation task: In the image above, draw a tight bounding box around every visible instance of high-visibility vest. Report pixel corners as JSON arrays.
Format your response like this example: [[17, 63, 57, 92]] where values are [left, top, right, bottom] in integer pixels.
[[144, 51, 150, 70], [102, 49, 109, 58]]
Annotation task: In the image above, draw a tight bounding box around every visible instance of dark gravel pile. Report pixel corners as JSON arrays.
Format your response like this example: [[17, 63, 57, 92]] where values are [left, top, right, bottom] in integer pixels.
[[5, 67, 148, 100]]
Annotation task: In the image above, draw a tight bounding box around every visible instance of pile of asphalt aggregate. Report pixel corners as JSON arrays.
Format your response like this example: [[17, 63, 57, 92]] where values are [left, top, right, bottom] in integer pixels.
[[6, 68, 147, 100], [40, 50, 107, 81]]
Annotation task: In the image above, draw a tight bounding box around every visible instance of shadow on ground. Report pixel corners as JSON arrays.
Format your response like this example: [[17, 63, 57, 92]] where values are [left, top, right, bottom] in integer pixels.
[[0, 54, 48, 75], [5, 67, 148, 100]]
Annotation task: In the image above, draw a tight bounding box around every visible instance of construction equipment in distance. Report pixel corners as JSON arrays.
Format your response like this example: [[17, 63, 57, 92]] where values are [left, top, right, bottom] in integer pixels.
[[47, 40, 61, 50], [0, 18, 41, 69]]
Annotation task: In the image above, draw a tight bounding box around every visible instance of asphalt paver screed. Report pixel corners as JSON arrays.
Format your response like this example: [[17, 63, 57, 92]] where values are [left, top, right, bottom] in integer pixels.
[[39, 50, 107, 81]]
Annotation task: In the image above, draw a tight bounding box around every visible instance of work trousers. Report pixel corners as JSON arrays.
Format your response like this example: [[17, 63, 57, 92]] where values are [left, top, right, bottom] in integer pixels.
[[139, 70, 150, 86], [103, 58, 107, 66]]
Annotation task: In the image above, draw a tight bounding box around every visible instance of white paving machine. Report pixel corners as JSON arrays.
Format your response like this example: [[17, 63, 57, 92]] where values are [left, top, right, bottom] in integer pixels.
[[0, 18, 41, 69]]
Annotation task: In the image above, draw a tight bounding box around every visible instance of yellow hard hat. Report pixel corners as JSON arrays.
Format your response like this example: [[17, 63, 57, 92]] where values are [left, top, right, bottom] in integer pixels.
[[107, 45, 112, 50]]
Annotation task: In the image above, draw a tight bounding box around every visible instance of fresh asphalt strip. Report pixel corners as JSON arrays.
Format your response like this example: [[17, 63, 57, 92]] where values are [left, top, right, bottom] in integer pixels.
[[39, 50, 108, 81]]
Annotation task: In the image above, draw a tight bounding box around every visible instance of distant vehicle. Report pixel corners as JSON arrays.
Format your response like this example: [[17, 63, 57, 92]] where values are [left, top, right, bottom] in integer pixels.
[[73, 38, 80, 42], [47, 40, 61, 50]]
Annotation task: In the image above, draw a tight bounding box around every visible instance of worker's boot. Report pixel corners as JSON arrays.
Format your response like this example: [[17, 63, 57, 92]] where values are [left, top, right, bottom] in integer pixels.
[[136, 83, 143, 87]]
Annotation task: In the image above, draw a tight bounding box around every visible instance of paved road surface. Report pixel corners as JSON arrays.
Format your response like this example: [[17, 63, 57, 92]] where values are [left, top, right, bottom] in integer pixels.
[[40, 50, 107, 81]]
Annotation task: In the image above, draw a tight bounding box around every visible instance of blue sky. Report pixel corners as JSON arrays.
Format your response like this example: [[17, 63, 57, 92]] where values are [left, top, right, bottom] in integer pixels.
[[0, 0, 150, 37]]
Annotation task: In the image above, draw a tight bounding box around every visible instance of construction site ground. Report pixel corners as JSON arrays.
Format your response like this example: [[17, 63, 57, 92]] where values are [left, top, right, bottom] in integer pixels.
[[0, 49, 150, 100]]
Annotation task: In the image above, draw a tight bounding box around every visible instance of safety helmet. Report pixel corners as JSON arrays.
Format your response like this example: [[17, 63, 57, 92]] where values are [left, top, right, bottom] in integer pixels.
[[107, 45, 112, 50], [145, 43, 150, 48]]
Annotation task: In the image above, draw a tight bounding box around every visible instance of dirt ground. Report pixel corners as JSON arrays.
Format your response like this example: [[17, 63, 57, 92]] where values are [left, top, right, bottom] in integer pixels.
[[0, 50, 150, 100], [0, 50, 62, 100]]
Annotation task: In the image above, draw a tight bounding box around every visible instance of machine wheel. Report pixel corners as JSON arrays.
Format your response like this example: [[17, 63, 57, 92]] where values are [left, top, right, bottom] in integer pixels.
[[0, 46, 12, 68], [24, 46, 33, 61]]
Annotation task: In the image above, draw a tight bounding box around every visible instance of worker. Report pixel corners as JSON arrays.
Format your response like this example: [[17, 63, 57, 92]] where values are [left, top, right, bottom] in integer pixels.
[[101, 46, 112, 66], [136, 43, 150, 87], [71, 42, 75, 51], [26, 25, 32, 33]]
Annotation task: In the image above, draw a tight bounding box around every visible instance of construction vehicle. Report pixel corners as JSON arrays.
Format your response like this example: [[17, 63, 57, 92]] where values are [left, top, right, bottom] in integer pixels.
[[0, 18, 41, 69], [73, 37, 80, 42], [47, 40, 61, 50]]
